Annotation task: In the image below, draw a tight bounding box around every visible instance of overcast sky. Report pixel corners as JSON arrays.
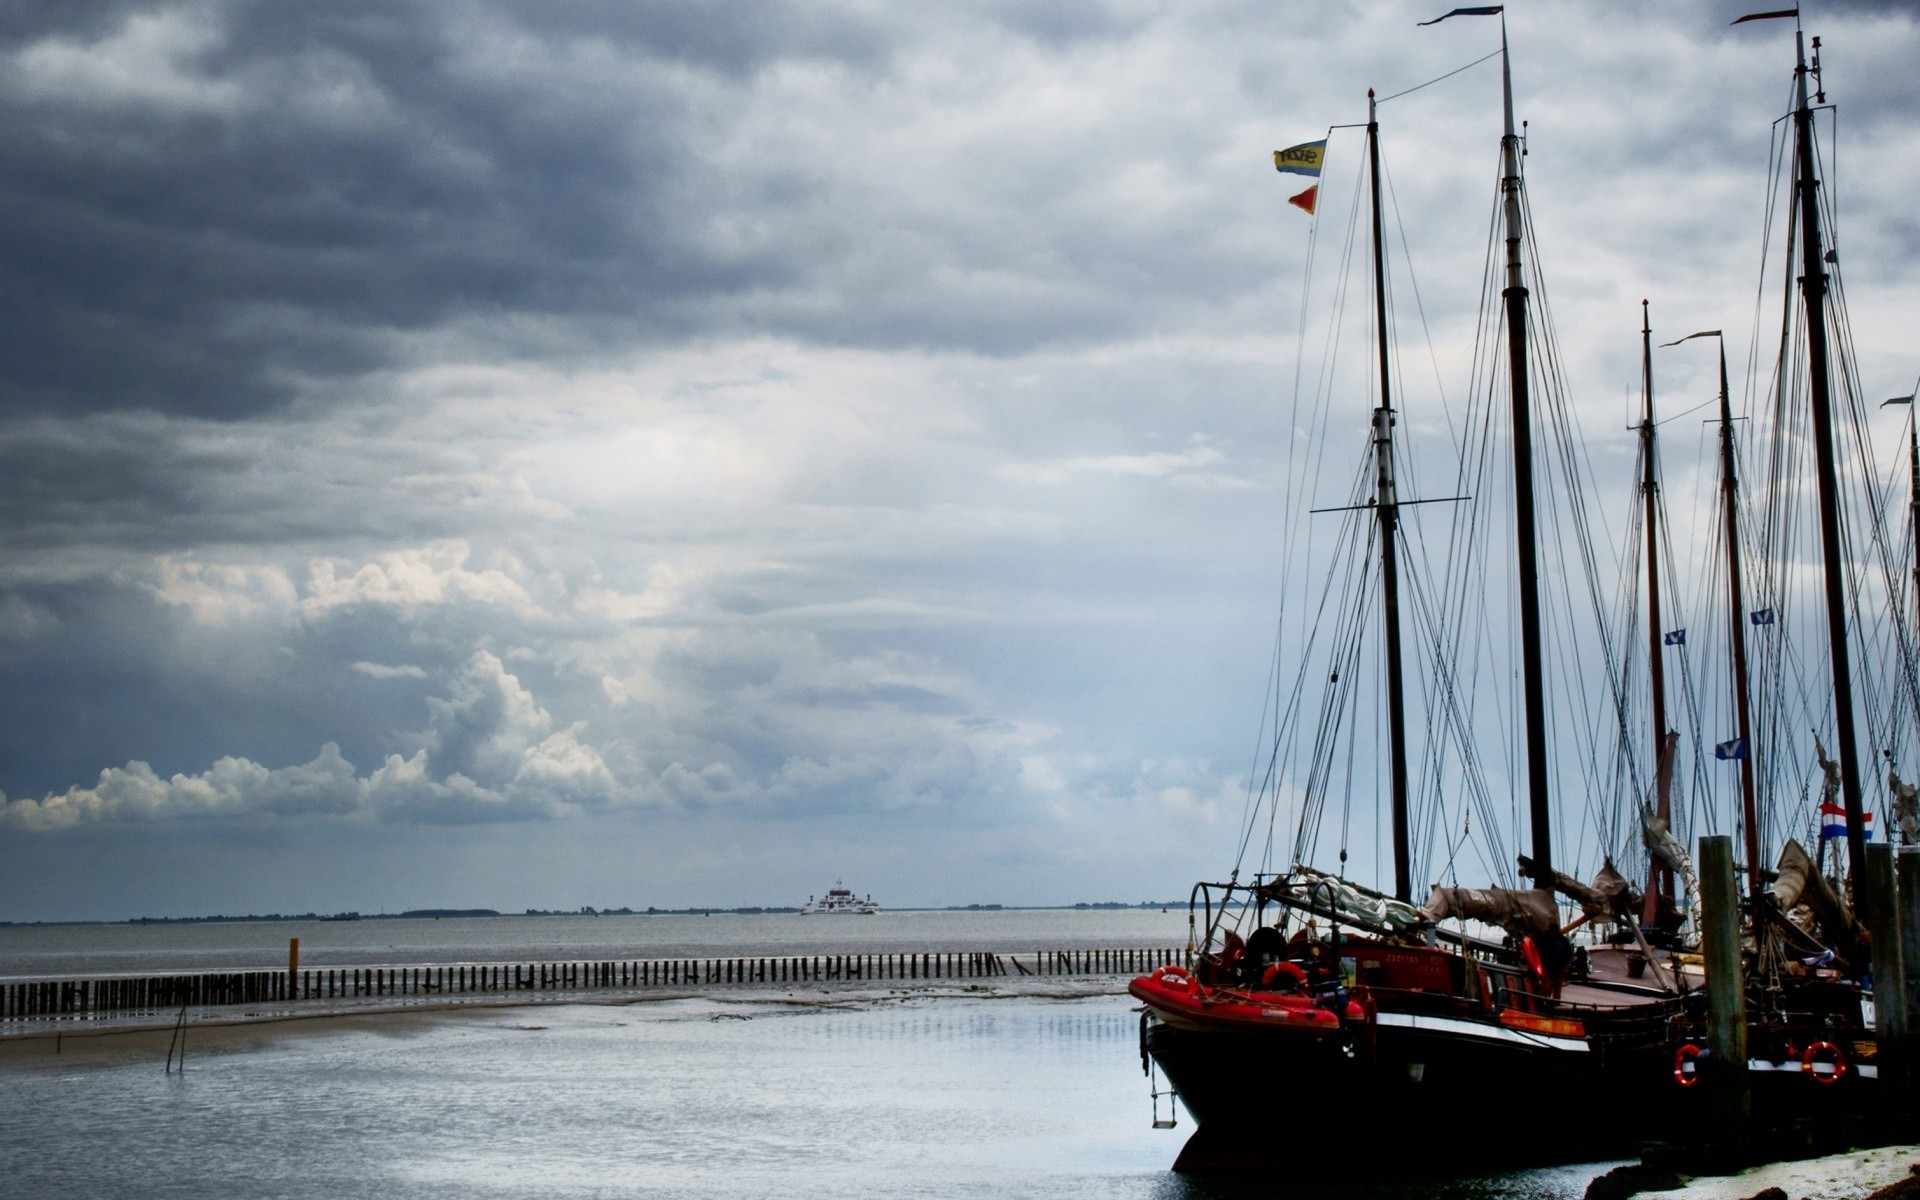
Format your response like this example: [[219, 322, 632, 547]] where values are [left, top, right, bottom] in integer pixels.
[[1, 0, 1916, 921]]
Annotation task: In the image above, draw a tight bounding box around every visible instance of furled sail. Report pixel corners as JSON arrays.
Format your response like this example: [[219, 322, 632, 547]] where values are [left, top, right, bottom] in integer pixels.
[[1416, 886, 1559, 940], [1771, 837, 1863, 964], [1517, 855, 1637, 923], [1892, 769, 1919, 844], [1266, 866, 1425, 935]]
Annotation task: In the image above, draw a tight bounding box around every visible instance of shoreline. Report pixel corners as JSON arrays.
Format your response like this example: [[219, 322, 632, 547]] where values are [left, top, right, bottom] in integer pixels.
[[1630, 1145, 1920, 1200], [0, 975, 1130, 1070]]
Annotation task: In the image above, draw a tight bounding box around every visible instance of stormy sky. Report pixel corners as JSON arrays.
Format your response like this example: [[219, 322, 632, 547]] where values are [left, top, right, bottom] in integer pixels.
[[2, 1, 1916, 921]]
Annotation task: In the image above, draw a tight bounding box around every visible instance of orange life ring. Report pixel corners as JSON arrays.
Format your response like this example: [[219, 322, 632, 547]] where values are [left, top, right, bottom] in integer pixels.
[[1673, 1042, 1704, 1088], [1801, 1040, 1848, 1084]]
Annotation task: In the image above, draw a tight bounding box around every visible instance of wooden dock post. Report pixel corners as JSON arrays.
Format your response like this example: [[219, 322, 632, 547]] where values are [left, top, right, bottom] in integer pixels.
[[1900, 848, 1920, 1108], [1867, 843, 1909, 1107], [1699, 834, 1750, 1154]]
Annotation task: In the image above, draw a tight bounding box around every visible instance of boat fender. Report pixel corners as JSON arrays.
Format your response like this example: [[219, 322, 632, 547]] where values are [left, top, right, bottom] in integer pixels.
[[1261, 961, 1308, 991], [1801, 1040, 1848, 1084], [1672, 1042, 1704, 1088]]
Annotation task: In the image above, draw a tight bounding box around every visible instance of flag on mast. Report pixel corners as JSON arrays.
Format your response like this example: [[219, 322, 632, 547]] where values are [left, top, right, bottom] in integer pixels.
[[1418, 5, 1503, 26], [1287, 186, 1318, 215], [1819, 802, 1872, 841], [1273, 141, 1327, 177]]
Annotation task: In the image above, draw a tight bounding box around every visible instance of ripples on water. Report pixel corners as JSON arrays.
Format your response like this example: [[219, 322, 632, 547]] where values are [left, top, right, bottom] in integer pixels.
[[0, 994, 1614, 1199]]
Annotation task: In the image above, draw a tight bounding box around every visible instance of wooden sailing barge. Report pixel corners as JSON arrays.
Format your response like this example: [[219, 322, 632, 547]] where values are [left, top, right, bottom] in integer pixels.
[[1133, 5, 1911, 1170]]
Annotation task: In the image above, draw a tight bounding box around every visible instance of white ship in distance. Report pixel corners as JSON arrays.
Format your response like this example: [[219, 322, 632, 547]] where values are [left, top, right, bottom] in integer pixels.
[[800, 883, 880, 914]]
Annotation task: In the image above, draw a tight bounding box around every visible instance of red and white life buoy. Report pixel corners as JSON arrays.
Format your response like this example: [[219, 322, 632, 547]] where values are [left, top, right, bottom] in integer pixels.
[[1151, 965, 1200, 996], [1672, 1042, 1704, 1088], [1801, 1040, 1848, 1084]]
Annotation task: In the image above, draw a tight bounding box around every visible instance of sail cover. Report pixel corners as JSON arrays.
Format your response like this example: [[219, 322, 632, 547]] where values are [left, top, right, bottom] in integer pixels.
[[1771, 837, 1862, 962], [1266, 868, 1425, 935], [1417, 886, 1559, 940], [1517, 855, 1636, 922]]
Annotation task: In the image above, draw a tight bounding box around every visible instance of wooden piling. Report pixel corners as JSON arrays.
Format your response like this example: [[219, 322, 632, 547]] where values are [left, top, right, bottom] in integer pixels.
[[1867, 843, 1909, 1106], [1699, 834, 1751, 1152], [1899, 849, 1920, 1109]]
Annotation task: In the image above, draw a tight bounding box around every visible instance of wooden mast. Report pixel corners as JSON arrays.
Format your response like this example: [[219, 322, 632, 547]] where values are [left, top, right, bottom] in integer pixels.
[[1639, 301, 1676, 925], [1910, 411, 1919, 647], [1416, 3, 1551, 892], [1492, 18, 1555, 892], [1367, 89, 1414, 904], [1788, 28, 1869, 902], [1713, 340, 1764, 905]]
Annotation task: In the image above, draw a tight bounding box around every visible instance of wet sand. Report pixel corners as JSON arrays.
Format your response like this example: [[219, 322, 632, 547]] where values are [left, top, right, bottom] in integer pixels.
[[1656, 1144, 1920, 1200], [0, 975, 1124, 1070]]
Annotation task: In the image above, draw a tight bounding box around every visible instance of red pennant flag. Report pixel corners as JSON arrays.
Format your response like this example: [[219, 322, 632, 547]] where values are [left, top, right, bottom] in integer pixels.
[[1288, 185, 1317, 215]]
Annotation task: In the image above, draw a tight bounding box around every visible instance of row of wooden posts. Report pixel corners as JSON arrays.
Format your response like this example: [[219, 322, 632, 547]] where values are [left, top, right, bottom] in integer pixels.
[[0, 946, 1180, 1022]]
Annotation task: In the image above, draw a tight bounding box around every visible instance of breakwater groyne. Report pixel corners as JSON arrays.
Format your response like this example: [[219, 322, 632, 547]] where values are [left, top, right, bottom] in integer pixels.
[[1, 946, 1180, 1022]]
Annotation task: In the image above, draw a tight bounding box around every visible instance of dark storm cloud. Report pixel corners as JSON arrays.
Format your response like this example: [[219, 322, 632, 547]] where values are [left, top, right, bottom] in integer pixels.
[[0, 0, 1283, 428], [0, 1, 890, 420]]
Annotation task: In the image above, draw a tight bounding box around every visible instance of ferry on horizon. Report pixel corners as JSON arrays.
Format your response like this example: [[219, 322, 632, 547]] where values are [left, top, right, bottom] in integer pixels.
[[800, 883, 879, 915]]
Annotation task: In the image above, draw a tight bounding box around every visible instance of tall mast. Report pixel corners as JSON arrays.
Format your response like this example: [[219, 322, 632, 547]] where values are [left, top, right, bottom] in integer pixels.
[[1368, 90, 1414, 904], [1715, 341, 1764, 905], [1910, 412, 1919, 646], [1417, 3, 1550, 891], [1789, 28, 1868, 901], [1493, 18, 1555, 892], [1640, 302, 1675, 924]]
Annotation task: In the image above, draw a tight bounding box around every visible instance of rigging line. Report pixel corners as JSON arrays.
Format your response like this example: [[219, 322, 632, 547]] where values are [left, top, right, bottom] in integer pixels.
[[1656, 396, 1720, 427], [1242, 128, 1368, 877], [1275, 486, 1376, 870], [1380, 150, 1463, 507], [1516, 186, 1639, 868], [1374, 47, 1503, 105]]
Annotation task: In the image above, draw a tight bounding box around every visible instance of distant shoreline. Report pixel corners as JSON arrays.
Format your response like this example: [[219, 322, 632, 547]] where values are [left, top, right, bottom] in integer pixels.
[[0, 902, 1185, 929]]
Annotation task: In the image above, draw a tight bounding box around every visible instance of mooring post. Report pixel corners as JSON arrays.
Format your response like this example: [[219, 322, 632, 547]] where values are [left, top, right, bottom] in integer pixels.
[[1699, 834, 1750, 1153], [1867, 843, 1909, 1108], [1900, 849, 1920, 1110]]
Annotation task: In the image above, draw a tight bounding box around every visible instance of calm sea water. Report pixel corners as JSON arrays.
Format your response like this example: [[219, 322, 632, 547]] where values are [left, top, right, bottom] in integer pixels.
[[0, 993, 1617, 1199], [0, 908, 1196, 980]]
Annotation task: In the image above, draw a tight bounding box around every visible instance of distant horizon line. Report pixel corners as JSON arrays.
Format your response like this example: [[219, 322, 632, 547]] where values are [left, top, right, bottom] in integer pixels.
[[0, 900, 1187, 927]]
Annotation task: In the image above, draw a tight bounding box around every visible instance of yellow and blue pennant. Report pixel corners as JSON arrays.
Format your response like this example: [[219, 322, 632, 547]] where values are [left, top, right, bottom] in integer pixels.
[[1272, 140, 1327, 177]]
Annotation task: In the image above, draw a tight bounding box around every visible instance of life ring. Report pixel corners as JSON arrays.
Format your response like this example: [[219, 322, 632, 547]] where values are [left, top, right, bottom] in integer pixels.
[[1261, 961, 1308, 991], [1672, 1042, 1704, 1088], [1152, 965, 1200, 996], [1801, 1040, 1848, 1084], [1520, 936, 1547, 983]]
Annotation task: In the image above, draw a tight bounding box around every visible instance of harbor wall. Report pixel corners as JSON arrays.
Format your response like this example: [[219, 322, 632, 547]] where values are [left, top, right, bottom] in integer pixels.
[[0, 946, 1179, 1022]]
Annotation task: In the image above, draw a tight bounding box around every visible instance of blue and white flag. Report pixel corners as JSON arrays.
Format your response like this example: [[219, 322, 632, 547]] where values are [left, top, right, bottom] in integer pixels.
[[1714, 737, 1747, 761], [1751, 608, 1775, 625], [1663, 629, 1687, 646]]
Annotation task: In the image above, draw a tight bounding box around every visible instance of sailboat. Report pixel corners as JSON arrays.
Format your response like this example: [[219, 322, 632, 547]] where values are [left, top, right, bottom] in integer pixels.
[[1650, 8, 1910, 1130], [1131, 12, 1689, 1170]]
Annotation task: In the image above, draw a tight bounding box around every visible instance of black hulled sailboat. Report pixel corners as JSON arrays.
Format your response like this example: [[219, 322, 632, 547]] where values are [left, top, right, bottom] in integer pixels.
[[1131, 11, 1687, 1169]]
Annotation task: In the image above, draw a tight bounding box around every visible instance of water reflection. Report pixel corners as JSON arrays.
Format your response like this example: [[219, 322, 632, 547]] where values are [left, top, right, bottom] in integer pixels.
[[0, 994, 1611, 1199]]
